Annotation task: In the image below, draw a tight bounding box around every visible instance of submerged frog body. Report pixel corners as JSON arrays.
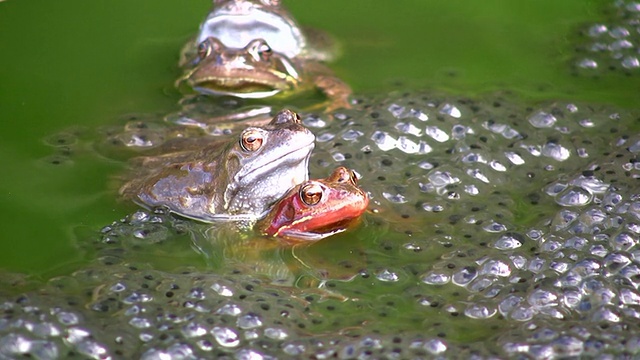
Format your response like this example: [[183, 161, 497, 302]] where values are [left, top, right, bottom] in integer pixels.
[[119, 109, 315, 221], [178, 37, 351, 110], [180, 0, 336, 67], [257, 166, 369, 242]]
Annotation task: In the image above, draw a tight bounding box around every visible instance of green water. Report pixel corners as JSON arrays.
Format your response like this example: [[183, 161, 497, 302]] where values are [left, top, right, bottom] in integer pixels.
[[0, 0, 636, 277]]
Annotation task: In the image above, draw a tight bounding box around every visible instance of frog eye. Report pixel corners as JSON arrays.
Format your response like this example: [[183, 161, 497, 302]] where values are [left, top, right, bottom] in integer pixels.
[[328, 166, 357, 184], [349, 170, 359, 185], [197, 37, 221, 59], [246, 39, 273, 62], [197, 41, 212, 59], [240, 129, 264, 152], [257, 43, 272, 61], [272, 109, 300, 125], [300, 183, 323, 206]]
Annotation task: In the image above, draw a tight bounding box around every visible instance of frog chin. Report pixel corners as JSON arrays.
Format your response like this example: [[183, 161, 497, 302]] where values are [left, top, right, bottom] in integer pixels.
[[225, 144, 312, 215], [256, 145, 312, 179], [236, 136, 314, 183]]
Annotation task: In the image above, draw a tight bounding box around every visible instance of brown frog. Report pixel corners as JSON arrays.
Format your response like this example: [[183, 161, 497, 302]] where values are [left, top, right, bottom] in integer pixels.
[[119, 109, 315, 222], [177, 37, 351, 112]]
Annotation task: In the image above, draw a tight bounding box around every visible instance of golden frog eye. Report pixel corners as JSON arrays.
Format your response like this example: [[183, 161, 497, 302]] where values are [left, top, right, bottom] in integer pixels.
[[240, 129, 264, 152], [300, 183, 323, 206]]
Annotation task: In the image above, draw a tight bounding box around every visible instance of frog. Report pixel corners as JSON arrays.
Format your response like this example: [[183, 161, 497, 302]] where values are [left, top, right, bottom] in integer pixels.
[[185, 166, 368, 289], [256, 166, 369, 242], [119, 109, 315, 222], [177, 37, 351, 112], [179, 0, 337, 68]]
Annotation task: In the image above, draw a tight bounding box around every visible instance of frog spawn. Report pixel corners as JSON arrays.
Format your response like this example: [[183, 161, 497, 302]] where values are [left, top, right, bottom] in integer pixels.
[[0, 261, 484, 359], [484, 141, 640, 358], [17, 89, 640, 358], [310, 90, 626, 224], [573, 0, 640, 73], [303, 90, 640, 357], [0, 207, 481, 359]]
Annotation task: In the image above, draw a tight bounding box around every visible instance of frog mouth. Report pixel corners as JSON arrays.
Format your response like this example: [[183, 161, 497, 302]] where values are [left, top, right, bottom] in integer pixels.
[[195, 85, 281, 99], [193, 80, 283, 99], [189, 72, 296, 99]]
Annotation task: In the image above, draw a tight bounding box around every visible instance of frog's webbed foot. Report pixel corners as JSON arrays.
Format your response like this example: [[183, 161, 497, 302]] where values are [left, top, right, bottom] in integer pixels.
[[315, 74, 352, 112]]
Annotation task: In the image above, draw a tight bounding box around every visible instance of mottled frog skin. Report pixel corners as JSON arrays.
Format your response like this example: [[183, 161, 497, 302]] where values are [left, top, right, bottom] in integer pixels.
[[120, 109, 315, 221]]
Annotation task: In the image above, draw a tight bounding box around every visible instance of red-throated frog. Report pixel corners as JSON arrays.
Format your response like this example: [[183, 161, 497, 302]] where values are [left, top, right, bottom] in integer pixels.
[[257, 166, 369, 242]]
